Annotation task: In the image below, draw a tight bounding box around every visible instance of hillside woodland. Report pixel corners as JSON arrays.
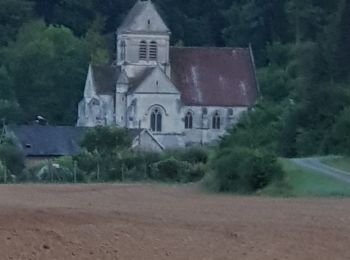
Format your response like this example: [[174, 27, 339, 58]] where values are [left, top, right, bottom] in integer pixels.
[[0, 0, 349, 184]]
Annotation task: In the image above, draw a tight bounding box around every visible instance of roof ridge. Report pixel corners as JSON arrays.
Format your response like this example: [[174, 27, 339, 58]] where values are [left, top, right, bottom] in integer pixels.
[[170, 46, 249, 50]]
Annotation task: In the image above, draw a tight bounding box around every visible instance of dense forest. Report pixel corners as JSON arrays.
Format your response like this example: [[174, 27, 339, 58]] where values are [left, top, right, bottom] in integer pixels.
[[0, 0, 349, 157]]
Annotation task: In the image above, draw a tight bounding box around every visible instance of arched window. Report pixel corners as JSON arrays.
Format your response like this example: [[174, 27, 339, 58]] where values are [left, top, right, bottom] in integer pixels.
[[139, 40, 147, 60], [202, 107, 208, 116], [120, 40, 126, 61], [228, 108, 234, 117], [149, 41, 158, 60], [150, 108, 162, 132], [212, 112, 221, 129], [185, 111, 193, 129]]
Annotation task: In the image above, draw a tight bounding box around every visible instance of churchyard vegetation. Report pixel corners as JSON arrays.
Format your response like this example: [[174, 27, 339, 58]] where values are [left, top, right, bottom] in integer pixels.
[[0, 0, 350, 194], [19, 127, 208, 184], [0, 126, 346, 197]]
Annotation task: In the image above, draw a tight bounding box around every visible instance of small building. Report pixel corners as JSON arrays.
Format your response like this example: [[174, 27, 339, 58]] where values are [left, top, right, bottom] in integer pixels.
[[6, 125, 163, 166]]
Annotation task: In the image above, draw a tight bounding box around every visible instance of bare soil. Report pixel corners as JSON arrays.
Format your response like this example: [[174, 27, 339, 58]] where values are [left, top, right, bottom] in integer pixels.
[[1, 184, 350, 260]]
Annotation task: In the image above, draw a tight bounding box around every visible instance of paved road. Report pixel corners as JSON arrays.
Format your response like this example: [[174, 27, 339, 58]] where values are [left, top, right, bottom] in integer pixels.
[[292, 157, 350, 185]]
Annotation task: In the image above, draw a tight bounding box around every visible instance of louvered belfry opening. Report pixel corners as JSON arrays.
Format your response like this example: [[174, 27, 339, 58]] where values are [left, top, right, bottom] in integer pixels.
[[149, 41, 158, 60], [120, 40, 126, 60], [139, 40, 147, 60]]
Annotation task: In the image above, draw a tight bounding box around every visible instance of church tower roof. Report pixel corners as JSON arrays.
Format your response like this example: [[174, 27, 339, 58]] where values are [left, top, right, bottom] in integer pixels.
[[118, 0, 170, 35]]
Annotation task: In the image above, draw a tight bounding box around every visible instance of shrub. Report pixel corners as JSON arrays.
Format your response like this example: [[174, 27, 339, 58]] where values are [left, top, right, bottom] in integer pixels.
[[141, 151, 162, 178], [150, 157, 205, 183], [179, 148, 209, 164], [0, 161, 14, 183], [80, 126, 132, 154], [205, 147, 284, 193], [182, 163, 206, 183], [72, 147, 206, 184], [163, 148, 209, 164], [55, 156, 86, 182], [25, 157, 87, 183], [0, 143, 25, 177], [75, 150, 99, 174], [151, 157, 181, 181]]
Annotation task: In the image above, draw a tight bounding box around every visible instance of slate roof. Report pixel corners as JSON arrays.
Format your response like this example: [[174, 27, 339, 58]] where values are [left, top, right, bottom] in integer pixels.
[[127, 128, 144, 140], [7, 126, 145, 157], [170, 47, 258, 107], [8, 126, 87, 157], [92, 65, 157, 95], [127, 67, 156, 93], [118, 0, 170, 34], [92, 65, 120, 95]]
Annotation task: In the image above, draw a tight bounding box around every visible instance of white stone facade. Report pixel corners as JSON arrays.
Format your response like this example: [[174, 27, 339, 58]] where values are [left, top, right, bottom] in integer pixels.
[[77, 0, 257, 149]]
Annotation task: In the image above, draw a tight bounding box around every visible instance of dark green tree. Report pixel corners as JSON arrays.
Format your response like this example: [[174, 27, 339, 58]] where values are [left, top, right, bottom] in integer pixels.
[[80, 126, 132, 155], [0, 0, 33, 46], [3, 20, 90, 124]]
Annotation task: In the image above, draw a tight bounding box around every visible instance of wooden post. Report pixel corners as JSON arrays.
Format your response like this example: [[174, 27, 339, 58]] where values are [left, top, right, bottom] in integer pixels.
[[97, 162, 100, 182], [3, 163, 7, 184], [0, 118, 6, 145], [49, 160, 53, 183], [73, 161, 77, 183], [122, 164, 124, 183]]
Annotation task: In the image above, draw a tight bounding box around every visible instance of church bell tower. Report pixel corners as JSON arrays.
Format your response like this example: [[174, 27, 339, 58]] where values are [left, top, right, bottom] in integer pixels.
[[116, 0, 171, 76]]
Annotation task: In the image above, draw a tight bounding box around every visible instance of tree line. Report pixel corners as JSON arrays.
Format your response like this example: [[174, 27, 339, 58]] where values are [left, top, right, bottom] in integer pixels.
[[0, 0, 349, 157]]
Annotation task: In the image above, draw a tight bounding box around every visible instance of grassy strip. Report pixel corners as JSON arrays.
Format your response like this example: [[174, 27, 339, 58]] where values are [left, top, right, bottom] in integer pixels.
[[321, 156, 350, 175], [260, 159, 350, 197]]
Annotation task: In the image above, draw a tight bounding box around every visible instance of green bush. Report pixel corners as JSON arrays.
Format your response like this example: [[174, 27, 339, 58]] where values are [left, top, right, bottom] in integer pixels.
[[25, 157, 87, 183], [163, 148, 209, 164], [74, 150, 99, 177], [151, 157, 181, 181], [80, 126, 132, 154], [179, 148, 209, 164], [150, 157, 206, 183], [182, 163, 206, 183], [0, 143, 25, 177], [205, 147, 284, 193], [0, 161, 14, 183]]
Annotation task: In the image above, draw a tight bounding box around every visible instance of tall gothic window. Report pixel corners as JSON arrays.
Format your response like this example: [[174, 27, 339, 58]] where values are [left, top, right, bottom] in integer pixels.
[[120, 40, 126, 61], [139, 40, 147, 60], [212, 112, 221, 129], [228, 108, 234, 117], [185, 111, 193, 129], [149, 41, 158, 60], [150, 108, 162, 132]]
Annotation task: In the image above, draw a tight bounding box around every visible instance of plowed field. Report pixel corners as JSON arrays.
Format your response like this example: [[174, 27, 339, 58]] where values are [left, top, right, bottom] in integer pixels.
[[1, 184, 350, 260]]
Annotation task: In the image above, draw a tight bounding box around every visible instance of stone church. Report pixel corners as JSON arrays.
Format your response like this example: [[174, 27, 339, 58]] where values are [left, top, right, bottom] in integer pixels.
[[77, 0, 258, 148]]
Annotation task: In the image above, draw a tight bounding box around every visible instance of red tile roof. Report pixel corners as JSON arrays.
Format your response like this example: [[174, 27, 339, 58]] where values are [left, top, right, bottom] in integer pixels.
[[91, 47, 258, 107], [170, 47, 258, 107]]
